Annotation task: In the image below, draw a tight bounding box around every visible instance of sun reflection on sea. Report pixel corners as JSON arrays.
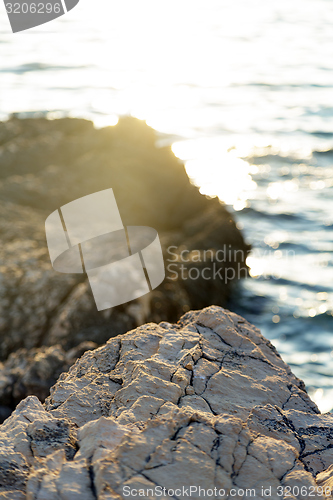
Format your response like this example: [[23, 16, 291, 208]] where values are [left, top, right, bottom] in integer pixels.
[[172, 139, 257, 208]]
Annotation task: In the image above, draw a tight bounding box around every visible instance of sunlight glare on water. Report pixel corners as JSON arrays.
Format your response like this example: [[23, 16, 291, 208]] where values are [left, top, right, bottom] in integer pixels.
[[172, 140, 257, 208]]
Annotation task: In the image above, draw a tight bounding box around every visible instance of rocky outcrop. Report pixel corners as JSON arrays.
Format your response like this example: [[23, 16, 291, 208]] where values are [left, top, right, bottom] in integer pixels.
[[1, 306, 332, 499], [0, 341, 97, 422], [0, 116, 248, 414]]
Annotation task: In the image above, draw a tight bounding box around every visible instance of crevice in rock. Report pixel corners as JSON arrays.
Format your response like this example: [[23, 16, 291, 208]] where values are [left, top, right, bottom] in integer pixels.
[[139, 473, 178, 500], [282, 384, 293, 409], [275, 408, 307, 462], [88, 464, 97, 499]]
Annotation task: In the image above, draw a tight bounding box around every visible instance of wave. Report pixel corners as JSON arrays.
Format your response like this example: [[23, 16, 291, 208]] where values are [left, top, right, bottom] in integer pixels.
[[0, 62, 88, 74]]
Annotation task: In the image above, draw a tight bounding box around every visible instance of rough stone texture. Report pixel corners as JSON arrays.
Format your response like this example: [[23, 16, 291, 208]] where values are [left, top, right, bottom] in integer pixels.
[[1, 306, 333, 499], [0, 116, 249, 414]]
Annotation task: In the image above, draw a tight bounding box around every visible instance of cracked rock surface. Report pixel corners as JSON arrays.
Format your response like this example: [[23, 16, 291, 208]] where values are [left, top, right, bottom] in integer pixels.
[[0, 116, 248, 416], [1, 306, 333, 499]]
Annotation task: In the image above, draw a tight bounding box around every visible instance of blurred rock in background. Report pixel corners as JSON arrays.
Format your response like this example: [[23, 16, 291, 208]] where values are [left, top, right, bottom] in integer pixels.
[[0, 116, 249, 417]]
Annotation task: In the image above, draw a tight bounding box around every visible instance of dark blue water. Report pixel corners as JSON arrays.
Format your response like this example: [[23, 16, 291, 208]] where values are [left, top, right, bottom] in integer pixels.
[[231, 147, 333, 412]]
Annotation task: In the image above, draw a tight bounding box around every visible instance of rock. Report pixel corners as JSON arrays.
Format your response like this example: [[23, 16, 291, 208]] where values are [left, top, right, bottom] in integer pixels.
[[0, 116, 249, 413], [317, 465, 333, 496], [0, 306, 332, 499], [0, 342, 97, 417]]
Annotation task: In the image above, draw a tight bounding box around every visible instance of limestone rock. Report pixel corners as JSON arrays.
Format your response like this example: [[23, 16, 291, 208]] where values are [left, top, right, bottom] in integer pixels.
[[0, 116, 248, 395], [0, 306, 332, 499]]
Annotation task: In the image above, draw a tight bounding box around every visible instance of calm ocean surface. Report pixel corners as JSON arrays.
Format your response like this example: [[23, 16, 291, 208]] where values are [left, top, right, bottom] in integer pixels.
[[0, 0, 333, 411]]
